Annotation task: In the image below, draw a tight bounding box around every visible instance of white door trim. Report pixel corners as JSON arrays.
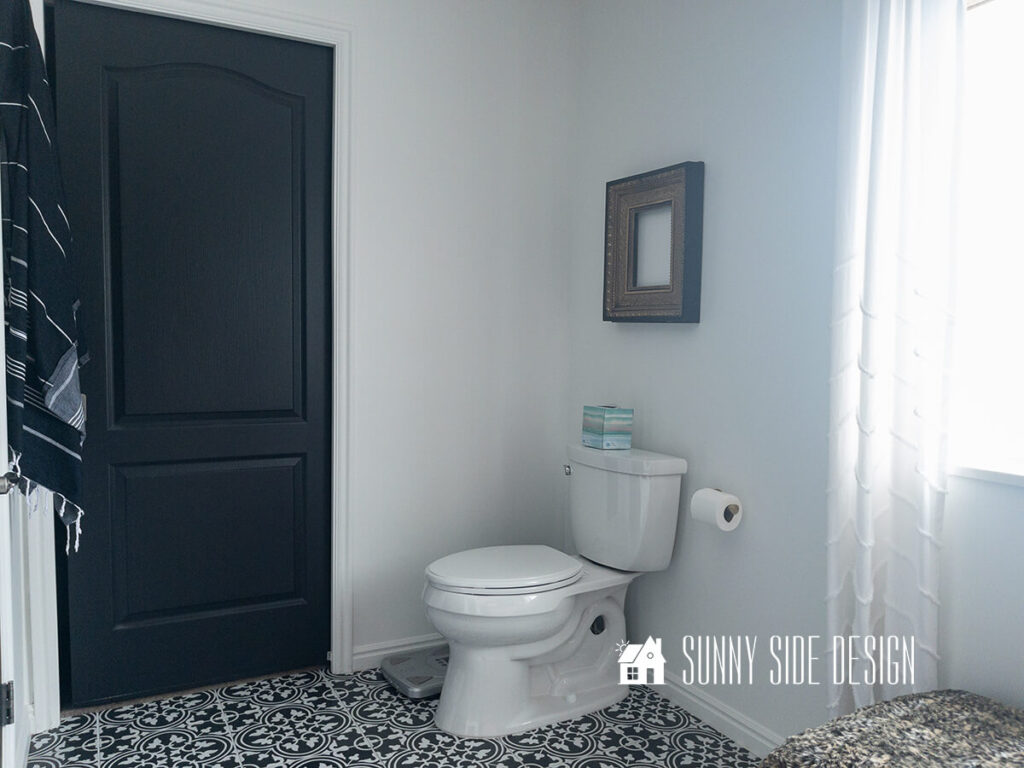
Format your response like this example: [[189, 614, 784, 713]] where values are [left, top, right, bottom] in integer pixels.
[[23, 491, 60, 734], [0, 226, 32, 767], [72, 0, 355, 674], [0, 129, 26, 768], [0, 496, 29, 768]]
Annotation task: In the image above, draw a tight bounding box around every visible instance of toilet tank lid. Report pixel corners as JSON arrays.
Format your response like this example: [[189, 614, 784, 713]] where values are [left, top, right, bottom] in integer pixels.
[[425, 545, 582, 591], [566, 444, 688, 476]]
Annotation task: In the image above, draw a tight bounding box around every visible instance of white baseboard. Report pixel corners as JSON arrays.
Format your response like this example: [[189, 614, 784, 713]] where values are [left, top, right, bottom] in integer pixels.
[[351, 633, 445, 672], [659, 670, 785, 758]]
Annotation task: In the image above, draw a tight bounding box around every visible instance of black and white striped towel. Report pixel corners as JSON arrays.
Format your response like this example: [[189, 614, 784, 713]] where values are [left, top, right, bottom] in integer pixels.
[[1, 0, 89, 549]]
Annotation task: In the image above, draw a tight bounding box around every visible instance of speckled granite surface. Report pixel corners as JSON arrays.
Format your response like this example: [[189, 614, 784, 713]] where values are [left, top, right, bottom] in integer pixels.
[[762, 689, 1024, 767]]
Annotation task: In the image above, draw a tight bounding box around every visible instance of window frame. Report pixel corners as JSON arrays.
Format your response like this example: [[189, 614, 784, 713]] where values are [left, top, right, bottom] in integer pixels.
[[946, 0, 1024, 486]]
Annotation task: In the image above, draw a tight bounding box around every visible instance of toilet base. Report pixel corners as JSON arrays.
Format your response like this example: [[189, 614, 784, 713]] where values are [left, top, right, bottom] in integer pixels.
[[431, 580, 633, 738], [435, 661, 627, 737]]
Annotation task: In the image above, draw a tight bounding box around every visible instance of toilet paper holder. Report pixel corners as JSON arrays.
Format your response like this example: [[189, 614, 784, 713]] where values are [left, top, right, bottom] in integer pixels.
[[690, 487, 743, 532]]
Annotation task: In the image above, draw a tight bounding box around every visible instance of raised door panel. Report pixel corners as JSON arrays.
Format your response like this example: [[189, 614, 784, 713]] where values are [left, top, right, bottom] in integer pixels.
[[110, 456, 305, 625], [106, 65, 304, 422]]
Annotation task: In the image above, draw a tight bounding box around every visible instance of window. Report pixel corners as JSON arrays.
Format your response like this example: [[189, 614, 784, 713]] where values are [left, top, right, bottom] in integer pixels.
[[948, 0, 1024, 476], [627, 667, 639, 681]]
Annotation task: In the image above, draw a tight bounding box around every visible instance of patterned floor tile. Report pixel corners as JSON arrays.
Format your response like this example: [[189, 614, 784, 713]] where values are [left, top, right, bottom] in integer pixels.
[[29, 667, 761, 767]]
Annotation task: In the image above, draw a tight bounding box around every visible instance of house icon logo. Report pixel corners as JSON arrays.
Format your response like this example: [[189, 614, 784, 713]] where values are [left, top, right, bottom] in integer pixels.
[[616, 636, 666, 685]]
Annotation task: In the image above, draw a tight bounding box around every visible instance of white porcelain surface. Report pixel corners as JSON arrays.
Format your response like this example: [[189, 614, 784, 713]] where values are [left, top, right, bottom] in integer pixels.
[[426, 544, 583, 592], [422, 444, 687, 737], [566, 443, 688, 476], [424, 557, 637, 737], [567, 443, 687, 572]]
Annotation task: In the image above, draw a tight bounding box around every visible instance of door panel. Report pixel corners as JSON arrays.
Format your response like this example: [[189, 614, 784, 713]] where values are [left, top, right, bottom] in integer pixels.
[[109, 64, 304, 421], [54, 0, 333, 706], [111, 456, 304, 623]]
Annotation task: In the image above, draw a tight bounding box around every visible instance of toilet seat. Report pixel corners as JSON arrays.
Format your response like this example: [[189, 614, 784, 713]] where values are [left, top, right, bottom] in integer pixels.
[[426, 544, 583, 595]]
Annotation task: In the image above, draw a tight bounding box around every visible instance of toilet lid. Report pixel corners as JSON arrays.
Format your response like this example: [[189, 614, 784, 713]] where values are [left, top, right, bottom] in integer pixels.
[[425, 545, 583, 593]]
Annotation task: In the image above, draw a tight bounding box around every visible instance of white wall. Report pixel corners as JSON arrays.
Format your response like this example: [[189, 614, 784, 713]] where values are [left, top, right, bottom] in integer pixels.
[[286, 0, 1024, 746], [939, 475, 1024, 709], [288, 0, 578, 651], [565, 0, 842, 745], [294, 6, 850, 745]]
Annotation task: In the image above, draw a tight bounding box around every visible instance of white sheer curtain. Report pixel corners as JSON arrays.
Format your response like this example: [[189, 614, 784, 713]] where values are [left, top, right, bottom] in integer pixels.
[[826, 0, 964, 718]]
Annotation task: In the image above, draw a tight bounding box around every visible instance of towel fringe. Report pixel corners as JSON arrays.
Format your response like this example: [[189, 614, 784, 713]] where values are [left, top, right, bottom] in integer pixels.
[[9, 448, 22, 476], [8, 446, 84, 552]]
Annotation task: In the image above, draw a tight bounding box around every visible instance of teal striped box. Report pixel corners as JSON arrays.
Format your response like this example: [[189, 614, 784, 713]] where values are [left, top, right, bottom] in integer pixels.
[[582, 405, 633, 450]]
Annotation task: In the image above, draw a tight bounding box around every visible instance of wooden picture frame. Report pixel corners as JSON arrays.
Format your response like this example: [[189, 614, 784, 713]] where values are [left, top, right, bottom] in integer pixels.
[[603, 161, 705, 322]]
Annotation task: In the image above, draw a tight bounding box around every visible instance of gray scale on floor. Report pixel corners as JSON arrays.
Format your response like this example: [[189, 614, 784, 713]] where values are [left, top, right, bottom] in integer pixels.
[[381, 644, 449, 699]]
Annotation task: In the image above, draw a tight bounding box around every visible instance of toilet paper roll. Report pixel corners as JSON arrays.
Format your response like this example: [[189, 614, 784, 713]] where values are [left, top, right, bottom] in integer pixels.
[[690, 488, 742, 532]]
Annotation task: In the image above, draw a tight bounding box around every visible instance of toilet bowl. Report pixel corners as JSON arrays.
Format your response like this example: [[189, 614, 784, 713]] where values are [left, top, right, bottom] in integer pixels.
[[423, 445, 688, 738], [423, 546, 637, 737]]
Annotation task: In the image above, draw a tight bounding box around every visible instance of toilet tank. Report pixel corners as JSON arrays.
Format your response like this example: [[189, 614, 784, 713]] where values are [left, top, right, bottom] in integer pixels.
[[566, 444, 687, 572]]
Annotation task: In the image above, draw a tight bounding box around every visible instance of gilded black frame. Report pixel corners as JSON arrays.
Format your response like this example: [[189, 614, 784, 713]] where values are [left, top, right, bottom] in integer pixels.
[[603, 161, 705, 322]]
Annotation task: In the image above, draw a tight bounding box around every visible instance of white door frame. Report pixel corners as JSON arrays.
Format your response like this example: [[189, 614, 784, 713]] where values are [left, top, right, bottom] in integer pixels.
[[0, 496, 26, 768], [0, 205, 31, 768], [70, 0, 355, 675]]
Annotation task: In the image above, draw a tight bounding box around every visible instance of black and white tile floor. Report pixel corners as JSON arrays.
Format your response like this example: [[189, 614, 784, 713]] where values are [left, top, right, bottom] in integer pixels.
[[29, 667, 761, 767]]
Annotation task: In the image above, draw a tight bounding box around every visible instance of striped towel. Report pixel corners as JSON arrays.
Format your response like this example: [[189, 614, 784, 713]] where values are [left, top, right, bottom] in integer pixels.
[[1, 0, 89, 549]]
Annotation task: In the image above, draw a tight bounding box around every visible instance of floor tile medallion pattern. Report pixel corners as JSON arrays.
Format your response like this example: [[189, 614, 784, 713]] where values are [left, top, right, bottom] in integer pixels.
[[29, 667, 760, 767]]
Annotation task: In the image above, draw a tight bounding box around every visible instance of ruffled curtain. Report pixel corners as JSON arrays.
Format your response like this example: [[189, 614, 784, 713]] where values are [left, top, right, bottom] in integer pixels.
[[826, 0, 964, 718]]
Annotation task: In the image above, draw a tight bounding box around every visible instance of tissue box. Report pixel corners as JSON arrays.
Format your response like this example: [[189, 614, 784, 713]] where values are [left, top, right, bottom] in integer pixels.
[[582, 405, 633, 450]]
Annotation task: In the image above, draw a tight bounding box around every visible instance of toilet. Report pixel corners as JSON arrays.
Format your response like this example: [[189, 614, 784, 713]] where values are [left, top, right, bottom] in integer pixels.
[[423, 443, 687, 737]]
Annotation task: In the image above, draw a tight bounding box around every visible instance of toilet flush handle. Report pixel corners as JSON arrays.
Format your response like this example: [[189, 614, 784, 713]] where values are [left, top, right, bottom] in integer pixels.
[[563, 464, 572, 476]]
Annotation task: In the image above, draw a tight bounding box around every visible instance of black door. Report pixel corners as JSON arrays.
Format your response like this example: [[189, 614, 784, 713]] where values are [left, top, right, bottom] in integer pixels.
[[53, 0, 333, 706]]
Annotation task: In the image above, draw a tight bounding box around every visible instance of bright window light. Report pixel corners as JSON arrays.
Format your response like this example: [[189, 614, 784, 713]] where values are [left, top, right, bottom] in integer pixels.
[[948, 0, 1024, 475]]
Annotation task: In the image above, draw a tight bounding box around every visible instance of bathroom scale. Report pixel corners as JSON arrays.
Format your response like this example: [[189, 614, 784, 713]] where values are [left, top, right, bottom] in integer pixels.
[[381, 643, 449, 699]]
